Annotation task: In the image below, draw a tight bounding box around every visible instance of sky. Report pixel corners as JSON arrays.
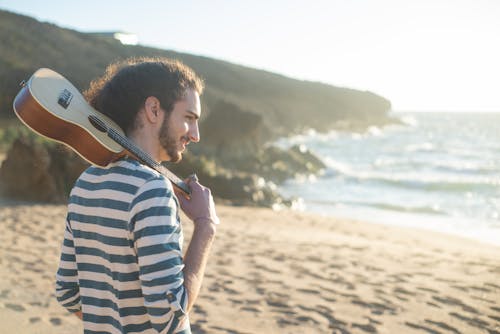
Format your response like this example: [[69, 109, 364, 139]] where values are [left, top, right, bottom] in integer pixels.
[[1, 0, 499, 112]]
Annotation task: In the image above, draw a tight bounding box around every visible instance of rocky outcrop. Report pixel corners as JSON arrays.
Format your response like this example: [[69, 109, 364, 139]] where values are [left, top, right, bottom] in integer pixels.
[[254, 145, 326, 183], [166, 153, 281, 207], [0, 101, 326, 207], [0, 136, 88, 203], [198, 100, 269, 160], [0, 135, 325, 207], [168, 144, 326, 207]]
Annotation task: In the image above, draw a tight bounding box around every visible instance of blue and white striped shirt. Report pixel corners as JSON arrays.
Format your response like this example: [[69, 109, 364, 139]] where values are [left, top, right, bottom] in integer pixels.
[[56, 157, 190, 333]]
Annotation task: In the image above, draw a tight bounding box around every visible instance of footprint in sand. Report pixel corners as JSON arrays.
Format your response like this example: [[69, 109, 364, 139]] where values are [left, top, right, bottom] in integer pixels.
[[254, 263, 281, 275], [29, 317, 41, 324], [352, 322, 378, 333], [266, 292, 293, 312], [277, 317, 300, 327], [5, 303, 26, 312], [0, 289, 10, 299], [424, 319, 461, 334], [300, 305, 348, 332], [216, 257, 233, 266], [294, 315, 320, 326], [209, 325, 247, 334], [240, 306, 262, 313], [228, 298, 243, 305], [426, 301, 441, 309], [193, 304, 208, 317], [431, 295, 478, 314], [417, 287, 439, 293], [305, 255, 323, 263], [487, 314, 500, 324], [297, 288, 321, 295], [49, 317, 62, 326], [449, 312, 490, 330], [271, 253, 286, 262], [352, 299, 398, 316], [484, 283, 500, 290], [405, 321, 442, 334]]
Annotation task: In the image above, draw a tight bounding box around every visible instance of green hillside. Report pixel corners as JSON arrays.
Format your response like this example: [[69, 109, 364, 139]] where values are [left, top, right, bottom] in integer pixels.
[[0, 9, 391, 135]]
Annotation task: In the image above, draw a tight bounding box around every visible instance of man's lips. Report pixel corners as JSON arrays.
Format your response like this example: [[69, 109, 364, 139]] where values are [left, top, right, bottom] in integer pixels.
[[180, 137, 190, 150]]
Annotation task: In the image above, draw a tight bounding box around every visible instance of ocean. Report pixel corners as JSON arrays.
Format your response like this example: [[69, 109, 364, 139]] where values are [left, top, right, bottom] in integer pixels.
[[276, 112, 500, 246]]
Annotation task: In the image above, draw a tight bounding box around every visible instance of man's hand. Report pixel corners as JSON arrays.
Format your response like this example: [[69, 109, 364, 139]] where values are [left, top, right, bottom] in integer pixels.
[[175, 176, 219, 313], [174, 177, 220, 226]]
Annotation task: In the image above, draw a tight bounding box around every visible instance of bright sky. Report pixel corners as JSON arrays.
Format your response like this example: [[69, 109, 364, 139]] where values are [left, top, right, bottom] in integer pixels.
[[1, 0, 499, 111]]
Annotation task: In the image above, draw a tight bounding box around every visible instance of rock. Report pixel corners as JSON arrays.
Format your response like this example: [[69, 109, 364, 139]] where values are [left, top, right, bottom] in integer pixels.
[[167, 152, 282, 207], [251, 144, 326, 183], [196, 100, 270, 162], [174, 144, 326, 206], [202, 173, 280, 207], [0, 136, 88, 203], [0, 136, 56, 202]]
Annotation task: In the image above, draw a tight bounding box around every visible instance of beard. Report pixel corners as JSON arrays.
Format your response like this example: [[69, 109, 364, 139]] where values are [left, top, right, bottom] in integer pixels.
[[159, 115, 188, 163]]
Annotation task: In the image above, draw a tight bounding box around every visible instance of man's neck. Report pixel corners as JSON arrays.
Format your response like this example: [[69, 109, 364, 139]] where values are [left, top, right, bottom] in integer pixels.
[[128, 130, 162, 163]]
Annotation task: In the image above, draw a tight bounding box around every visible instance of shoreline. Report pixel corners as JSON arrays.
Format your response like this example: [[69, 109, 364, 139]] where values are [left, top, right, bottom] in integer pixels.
[[284, 202, 500, 248], [0, 202, 499, 333], [276, 111, 500, 252]]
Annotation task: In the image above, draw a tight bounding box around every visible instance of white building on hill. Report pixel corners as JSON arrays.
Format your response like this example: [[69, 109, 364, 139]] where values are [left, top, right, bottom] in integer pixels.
[[89, 31, 138, 45]]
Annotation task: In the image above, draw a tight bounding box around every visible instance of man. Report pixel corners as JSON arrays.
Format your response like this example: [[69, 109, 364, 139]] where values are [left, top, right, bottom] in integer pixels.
[[55, 57, 219, 333]]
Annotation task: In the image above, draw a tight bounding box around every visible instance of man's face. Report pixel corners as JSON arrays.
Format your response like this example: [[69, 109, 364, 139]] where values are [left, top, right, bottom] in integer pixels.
[[159, 88, 201, 162]]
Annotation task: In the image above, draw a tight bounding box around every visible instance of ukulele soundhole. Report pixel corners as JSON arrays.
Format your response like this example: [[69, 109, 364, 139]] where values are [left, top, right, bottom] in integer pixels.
[[88, 115, 108, 133]]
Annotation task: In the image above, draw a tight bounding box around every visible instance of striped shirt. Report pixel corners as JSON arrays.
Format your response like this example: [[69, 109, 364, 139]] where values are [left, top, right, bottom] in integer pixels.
[[55, 157, 190, 333]]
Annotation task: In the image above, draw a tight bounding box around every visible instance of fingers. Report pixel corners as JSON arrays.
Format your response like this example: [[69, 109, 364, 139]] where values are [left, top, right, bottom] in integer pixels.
[[174, 177, 218, 224], [174, 184, 192, 200], [174, 175, 200, 199]]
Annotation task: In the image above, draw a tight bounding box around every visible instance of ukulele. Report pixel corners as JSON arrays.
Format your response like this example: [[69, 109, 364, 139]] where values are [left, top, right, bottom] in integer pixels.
[[13, 68, 191, 195]]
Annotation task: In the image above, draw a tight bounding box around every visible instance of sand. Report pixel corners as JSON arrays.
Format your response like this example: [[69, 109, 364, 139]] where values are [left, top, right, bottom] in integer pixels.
[[0, 202, 499, 334]]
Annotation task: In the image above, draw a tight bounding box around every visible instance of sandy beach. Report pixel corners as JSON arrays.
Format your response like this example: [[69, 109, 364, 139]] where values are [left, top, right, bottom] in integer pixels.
[[0, 202, 499, 334]]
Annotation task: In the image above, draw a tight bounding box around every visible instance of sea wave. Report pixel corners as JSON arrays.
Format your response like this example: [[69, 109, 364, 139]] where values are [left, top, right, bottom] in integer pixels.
[[432, 160, 499, 175], [372, 157, 499, 175], [309, 199, 445, 216], [321, 160, 499, 193], [362, 173, 496, 193], [404, 142, 436, 153]]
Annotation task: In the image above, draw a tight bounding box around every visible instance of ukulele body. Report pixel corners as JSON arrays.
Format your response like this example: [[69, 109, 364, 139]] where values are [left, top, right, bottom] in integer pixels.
[[13, 68, 126, 167]]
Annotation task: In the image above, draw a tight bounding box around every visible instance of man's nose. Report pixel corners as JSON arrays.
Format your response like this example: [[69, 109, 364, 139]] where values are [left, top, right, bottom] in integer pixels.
[[188, 123, 200, 143]]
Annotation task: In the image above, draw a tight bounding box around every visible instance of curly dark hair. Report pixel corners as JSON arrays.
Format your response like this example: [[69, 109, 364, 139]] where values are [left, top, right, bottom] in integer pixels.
[[84, 57, 204, 134]]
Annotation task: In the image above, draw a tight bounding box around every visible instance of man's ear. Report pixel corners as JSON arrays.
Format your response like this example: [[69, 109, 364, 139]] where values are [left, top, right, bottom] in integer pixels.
[[144, 96, 161, 123]]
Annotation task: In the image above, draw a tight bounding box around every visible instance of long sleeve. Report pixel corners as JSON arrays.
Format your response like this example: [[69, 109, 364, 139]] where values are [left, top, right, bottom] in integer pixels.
[[55, 218, 82, 313], [130, 177, 188, 334]]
